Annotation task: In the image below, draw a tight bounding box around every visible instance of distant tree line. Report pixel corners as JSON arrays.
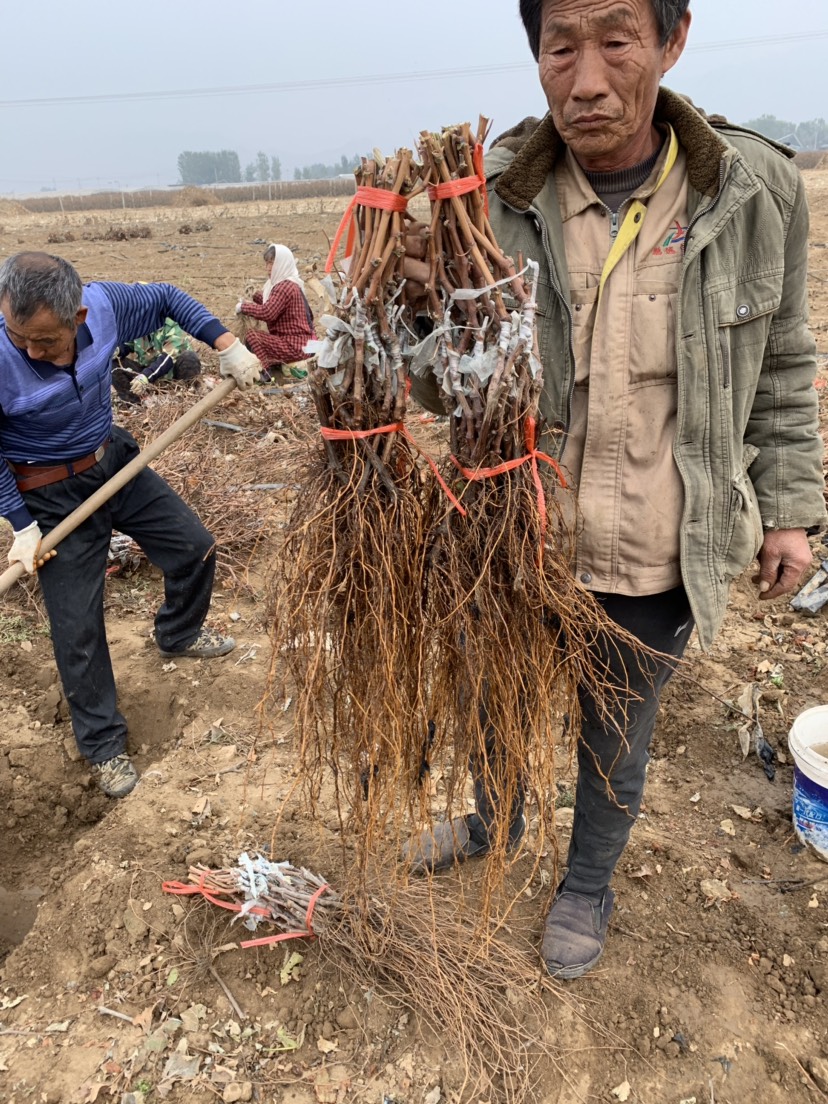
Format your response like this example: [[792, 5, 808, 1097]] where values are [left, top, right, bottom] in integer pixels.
[[177, 150, 242, 185], [176, 149, 362, 186], [177, 150, 281, 186], [742, 115, 827, 151], [293, 154, 361, 181], [244, 153, 282, 182]]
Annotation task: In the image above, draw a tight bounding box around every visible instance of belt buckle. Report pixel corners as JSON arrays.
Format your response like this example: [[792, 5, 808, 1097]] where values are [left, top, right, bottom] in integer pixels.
[[94, 443, 106, 462]]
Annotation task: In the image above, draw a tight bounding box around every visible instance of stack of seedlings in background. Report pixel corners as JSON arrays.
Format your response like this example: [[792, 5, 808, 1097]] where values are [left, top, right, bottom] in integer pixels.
[[414, 120, 635, 901], [269, 149, 436, 878], [230, 280, 267, 342]]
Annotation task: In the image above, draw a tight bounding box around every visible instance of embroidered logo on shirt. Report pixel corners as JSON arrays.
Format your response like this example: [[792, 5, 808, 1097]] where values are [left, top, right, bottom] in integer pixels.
[[652, 221, 687, 256]]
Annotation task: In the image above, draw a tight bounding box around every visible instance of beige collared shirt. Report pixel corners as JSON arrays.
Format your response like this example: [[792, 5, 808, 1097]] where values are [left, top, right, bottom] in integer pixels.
[[556, 140, 689, 595]]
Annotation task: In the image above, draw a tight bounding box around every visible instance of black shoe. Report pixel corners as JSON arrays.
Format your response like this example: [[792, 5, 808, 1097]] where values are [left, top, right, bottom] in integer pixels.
[[541, 885, 615, 979], [401, 813, 526, 874]]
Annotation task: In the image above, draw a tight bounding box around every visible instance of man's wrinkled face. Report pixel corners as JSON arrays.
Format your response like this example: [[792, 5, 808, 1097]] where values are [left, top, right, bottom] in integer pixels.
[[538, 0, 690, 171], [0, 299, 85, 366]]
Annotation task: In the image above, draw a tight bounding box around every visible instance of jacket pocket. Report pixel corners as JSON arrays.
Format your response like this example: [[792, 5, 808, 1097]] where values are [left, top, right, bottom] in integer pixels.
[[716, 270, 783, 390], [629, 282, 677, 385], [569, 286, 599, 385], [723, 443, 764, 577]]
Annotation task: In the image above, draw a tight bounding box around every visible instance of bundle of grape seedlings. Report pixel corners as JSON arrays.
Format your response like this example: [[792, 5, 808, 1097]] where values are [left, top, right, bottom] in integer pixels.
[[269, 125, 643, 905], [268, 149, 437, 879], [413, 120, 642, 903]]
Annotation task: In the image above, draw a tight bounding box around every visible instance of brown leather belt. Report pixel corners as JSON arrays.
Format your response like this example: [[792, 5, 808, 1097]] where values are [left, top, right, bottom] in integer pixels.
[[8, 441, 109, 493]]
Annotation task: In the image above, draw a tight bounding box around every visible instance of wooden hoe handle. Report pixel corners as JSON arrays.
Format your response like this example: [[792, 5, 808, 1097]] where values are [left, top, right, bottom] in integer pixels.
[[0, 377, 238, 599]]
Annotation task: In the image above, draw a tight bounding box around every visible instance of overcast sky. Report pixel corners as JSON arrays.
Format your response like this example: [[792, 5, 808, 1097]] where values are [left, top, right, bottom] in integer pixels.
[[0, 0, 825, 195]]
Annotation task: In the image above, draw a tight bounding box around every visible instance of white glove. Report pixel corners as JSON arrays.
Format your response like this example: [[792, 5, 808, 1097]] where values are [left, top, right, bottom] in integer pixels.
[[235, 300, 244, 315], [8, 521, 52, 573], [218, 339, 261, 390], [129, 373, 150, 396]]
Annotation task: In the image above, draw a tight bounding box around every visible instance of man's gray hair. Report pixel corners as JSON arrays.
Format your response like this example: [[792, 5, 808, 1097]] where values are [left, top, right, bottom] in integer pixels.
[[0, 252, 83, 328], [518, 0, 690, 60]]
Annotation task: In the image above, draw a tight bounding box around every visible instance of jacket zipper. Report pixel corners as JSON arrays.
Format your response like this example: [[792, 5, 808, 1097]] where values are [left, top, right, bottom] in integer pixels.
[[675, 158, 732, 564], [527, 205, 576, 457], [609, 209, 620, 241], [681, 158, 730, 401], [683, 161, 727, 253], [676, 158, 729, 389], [691, 162, 731, 392]]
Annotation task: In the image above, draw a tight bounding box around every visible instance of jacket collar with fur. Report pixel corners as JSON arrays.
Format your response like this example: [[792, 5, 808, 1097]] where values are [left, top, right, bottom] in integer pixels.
[[492, 87, 758, 211]]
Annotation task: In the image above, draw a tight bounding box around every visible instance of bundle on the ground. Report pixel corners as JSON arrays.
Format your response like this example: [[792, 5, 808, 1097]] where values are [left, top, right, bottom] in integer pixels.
[[164, 856, 341, 941], [269, 149, 434, 872], [413, 120, 640, 896], [165, 855, 559, 1102]]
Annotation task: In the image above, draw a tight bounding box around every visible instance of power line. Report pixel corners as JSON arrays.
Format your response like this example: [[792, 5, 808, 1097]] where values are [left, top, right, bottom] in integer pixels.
[[9, 64, 529, 109], [685, 29, 827, 52], [0, 30, 825, 110]]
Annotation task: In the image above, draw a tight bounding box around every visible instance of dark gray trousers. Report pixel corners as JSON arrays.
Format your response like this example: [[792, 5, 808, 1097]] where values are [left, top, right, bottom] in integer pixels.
[[23, 426, 216, 764], [565, 587, 694, 894], [472, 586, 694, 894]]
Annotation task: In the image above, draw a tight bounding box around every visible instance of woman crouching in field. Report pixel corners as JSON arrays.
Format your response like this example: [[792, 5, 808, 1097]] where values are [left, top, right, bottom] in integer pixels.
[[236, 243, 315, 381]]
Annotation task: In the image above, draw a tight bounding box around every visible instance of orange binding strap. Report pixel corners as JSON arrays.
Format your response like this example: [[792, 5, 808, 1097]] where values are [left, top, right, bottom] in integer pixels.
[[320, 422, 467, 516], [325, 187, 409, 274], [162, 873, 331, 949], [427, 143, 489, 217], [240, 882, 330, 949], [450, 416, 566, 551], [163, 871, 271, 920]]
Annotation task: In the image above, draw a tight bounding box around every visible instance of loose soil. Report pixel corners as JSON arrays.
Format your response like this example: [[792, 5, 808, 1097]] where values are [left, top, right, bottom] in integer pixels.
[[1, 176, 828, 1104]]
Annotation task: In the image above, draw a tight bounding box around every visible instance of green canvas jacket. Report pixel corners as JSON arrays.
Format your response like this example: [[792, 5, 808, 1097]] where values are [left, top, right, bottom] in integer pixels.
[[411, 88, 826, 648], [126, 317, 193, 370]]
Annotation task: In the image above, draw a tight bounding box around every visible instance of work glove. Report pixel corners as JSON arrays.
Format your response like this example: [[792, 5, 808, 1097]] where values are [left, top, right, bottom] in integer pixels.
[[218, 338, 260, 390], [234, 300, 244, 315], [8, 521, 55, 573], [129, 373, 150, 396]]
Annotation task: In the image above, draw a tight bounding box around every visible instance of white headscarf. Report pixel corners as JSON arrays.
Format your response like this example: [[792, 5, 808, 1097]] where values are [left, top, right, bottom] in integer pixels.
[[263, 243, 304, 301]]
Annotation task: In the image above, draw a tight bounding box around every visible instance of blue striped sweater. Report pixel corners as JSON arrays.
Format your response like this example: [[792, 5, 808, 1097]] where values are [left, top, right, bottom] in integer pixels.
[[0, 281, 227, 528]]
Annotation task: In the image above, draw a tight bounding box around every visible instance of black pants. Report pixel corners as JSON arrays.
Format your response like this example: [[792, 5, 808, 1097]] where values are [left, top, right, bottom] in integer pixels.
[[111, 351, 202, 405], [565, 587, 694, 894], [472, 587, 694, 893], [24, 426, 216, 764]]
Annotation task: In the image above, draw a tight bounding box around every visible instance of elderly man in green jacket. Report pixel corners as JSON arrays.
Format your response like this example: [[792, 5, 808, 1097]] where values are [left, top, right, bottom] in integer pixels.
[[408, 0, 826, 978]]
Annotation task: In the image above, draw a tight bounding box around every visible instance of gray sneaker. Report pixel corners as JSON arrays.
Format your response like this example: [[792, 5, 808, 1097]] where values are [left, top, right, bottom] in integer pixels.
[[402, 813, 526, 874], [93, 754, 138, 798], [158, 627, 236, 659], [541, 885, 615, 980]]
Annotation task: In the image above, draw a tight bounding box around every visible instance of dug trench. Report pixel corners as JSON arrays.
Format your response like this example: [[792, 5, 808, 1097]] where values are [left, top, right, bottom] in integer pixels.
[[0, 598, 205, 959], [0, 188, 826, 1102]]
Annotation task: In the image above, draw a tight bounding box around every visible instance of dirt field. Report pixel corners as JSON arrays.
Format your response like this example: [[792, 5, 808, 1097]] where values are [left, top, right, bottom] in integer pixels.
[[0, 176, 827, 1104]]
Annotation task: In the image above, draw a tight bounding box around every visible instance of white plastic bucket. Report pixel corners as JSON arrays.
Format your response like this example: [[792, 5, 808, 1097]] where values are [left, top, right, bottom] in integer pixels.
[[788, 706, 828, 862]]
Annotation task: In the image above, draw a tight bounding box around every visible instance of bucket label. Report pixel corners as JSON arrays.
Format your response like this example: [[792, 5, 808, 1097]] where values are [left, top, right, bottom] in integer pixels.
[[793, 766, 828, 859]]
